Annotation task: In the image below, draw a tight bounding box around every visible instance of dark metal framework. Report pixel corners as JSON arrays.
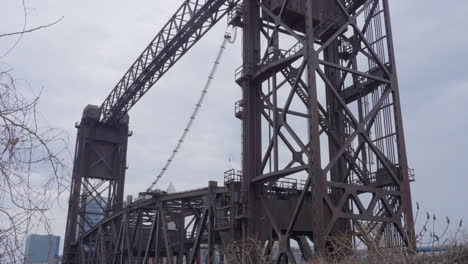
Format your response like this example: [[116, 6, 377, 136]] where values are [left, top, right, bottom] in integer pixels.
[[238, 0, 416, 261], [63, 106, 130, 263], [75, 183, 225, 264], [63, 0, 416, 263], [63, 1, 239, 261]]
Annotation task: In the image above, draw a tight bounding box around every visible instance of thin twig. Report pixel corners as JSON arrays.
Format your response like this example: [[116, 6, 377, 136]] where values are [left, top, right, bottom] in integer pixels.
[[0, 17, 64, 38]]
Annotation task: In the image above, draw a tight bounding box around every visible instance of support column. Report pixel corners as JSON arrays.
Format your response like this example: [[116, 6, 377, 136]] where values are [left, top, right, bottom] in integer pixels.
[[241, 0, 262, 263], [324, 40, 352, 239], [305, 1, 327, 255]]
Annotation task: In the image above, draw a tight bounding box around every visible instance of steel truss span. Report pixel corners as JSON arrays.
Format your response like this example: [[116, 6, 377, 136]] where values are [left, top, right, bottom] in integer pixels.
[[63, 0, 416, 263], [99, 0, 240, 124], [76, 184, 226, 264]]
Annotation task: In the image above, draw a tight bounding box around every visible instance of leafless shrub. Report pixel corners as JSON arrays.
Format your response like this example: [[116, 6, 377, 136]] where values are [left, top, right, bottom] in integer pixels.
[[219, 206, 466, 264], [308, 205, 467, 264], [221, 238, 274, 264]]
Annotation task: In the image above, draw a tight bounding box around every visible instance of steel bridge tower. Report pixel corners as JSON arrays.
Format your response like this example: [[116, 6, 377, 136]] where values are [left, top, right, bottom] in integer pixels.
[[237, 0, 415, 260], [62, 0, 416, 263], [63, 106, 129, 262]]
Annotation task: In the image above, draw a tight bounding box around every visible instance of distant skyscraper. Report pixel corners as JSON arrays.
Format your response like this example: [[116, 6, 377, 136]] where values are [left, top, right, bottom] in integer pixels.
[[25, 234, 60, 264], [82, 196, 107, 232]]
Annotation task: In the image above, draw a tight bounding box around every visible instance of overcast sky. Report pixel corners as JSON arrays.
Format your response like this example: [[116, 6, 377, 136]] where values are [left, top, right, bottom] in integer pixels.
[[1, 0, 467, 250]]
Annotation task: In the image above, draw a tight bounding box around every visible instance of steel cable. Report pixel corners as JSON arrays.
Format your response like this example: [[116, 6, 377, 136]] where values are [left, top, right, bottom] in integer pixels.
[[147, 31, 233, 191]]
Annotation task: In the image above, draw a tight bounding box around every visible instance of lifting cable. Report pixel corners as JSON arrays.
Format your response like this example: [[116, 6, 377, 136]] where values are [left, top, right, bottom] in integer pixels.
[[147, 28, 236, 191]]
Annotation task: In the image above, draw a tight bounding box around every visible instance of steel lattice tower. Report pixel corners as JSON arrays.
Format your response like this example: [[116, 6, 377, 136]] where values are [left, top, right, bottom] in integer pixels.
[[237, 0, 415, 259]]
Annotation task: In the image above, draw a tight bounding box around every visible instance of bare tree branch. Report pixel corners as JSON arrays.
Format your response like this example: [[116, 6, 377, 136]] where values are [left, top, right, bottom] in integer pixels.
[[0, 17, 64, 39], [0, 47, 69, 263], [2, 22, 77, 264]]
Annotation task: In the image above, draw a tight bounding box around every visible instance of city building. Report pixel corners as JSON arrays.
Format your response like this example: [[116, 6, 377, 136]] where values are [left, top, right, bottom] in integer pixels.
[[25, 234, 60, 264], [82, 196, 107, 232]]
